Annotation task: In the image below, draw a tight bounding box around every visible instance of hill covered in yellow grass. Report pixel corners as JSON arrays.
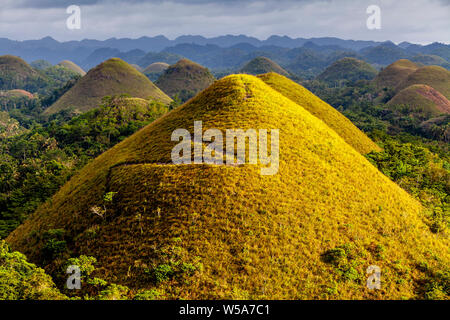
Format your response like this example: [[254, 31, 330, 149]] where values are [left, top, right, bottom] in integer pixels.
[[44, 58, 172, 115], [258, 72, 381, 154], [7, 74, 448, 300]]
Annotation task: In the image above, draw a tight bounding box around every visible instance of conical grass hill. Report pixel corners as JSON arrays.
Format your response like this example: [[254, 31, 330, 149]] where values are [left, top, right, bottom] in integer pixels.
[[44, 58, 172, 115], [0, 55, 47, 92], [258, 72, 381, 154], [387, 84, 450, 118], [373, 59, 419, 89], [240, 57, 290, 77], [143, 62, 169, 82], [144, 62, 170, 74], [317, 57, 377, 84], [155, 59, 215, 102], [7, 74, 448, 299], [395, 65, 450, 100], [57, 60, 86, 76]]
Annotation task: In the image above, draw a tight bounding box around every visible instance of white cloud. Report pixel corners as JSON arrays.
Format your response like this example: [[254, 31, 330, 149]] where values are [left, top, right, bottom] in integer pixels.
[[0, 0, 448, 44]]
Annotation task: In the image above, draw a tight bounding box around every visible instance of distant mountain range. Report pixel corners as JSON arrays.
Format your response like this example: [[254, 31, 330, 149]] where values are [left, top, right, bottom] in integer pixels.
[[0, 35, 449, 78]]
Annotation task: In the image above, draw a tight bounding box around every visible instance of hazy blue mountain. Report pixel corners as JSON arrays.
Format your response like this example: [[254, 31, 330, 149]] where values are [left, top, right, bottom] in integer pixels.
[[360, 42, 412, 65], [0, 36, 447, 75], [81, 47, 121, 70]]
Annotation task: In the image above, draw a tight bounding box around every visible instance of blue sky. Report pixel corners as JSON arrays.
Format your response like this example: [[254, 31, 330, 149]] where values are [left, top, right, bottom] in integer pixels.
[[0, 0, 449, 44]]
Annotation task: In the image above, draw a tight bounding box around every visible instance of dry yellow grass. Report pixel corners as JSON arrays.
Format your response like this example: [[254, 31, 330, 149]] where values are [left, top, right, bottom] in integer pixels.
[[258, 72, 381, 154], [7, 74, 448, 299]]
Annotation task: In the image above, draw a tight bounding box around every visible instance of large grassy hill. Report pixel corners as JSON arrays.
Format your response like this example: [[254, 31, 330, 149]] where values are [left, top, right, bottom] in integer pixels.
[[258, 72, 381, 154], [240, 57, 290, 77], [316, 57, 377, 85], [373, 59, 419, 89], [387, 84, 450, 118], [0, 55, 48, 92], [7, 74, 448, 299], [44, 58, 172, 115], [396, 65, 450, 100], [155, 59, 215, 102]]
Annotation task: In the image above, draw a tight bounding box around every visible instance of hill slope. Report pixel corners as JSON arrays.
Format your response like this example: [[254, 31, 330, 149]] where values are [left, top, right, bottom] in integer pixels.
[[411, 54, 450, 69], [258, 72, 381, 154], [317, 57, 377, 84], [143, 62, 170, 74], [143, 62, 169, 81], [155, 59, 215, 102], [387, 84, 450, 118], [57, 60, 86, 76], [240, 57, 289, 77], [7, 74, 448, 299], [395, 65, 450, 100], [0, 55, 47, 92], [44, 58, 172, 115], [373, 59, 419, 89]]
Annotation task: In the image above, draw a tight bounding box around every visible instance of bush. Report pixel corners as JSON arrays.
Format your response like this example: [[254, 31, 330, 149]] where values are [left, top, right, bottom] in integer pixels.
[[0, 240, 65, 299]]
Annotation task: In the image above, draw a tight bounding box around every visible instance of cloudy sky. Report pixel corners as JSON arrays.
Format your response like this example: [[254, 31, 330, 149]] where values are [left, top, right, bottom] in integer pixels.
[[0, 0, 448, 44]]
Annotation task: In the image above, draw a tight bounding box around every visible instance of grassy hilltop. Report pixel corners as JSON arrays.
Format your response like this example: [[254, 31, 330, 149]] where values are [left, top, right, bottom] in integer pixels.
[[143, 62, 170, 82], [395, 65, 450, 100], [317, 57, 377, 85], [155, 59, 215, 102], [44, 58, 172, 115], [0, 55, 47, 92], [387, 84, 450, 118], [240, 57, 290, 77], [7, 74, 448, 299], [373, 59, 419, 89], [57, 60, 86, 76]]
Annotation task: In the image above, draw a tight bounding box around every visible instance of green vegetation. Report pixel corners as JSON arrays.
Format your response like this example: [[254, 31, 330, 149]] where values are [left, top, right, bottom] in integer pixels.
[[137, 52, 184, 69], [0, 95, 168, 239], [155, 59, 215, 102], [366, 132, 449, 233], [0, 55, 49, 93], [0, 111, 24, 138], [30, 60, 52, 70], [317, 57, 377, 86], [411, 54, 450, 69], [0, 240, 65, 299]]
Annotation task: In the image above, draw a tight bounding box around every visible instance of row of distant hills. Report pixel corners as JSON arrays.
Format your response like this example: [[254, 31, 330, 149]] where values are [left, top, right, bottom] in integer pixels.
[[2, 35, 449, 75]]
